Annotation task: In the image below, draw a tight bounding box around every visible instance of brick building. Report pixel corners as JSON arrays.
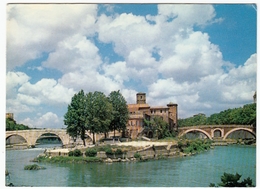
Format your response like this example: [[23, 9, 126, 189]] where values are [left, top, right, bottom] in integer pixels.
[[126, 93, 178, 139]]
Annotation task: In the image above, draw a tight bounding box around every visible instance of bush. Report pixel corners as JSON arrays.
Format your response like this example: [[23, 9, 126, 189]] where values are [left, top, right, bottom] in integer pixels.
[[68, 151, 74, 156], [134, 152, 142, 159], [115, 148, 123, 155], [85, 148, 97, 157], [105, 148, 114, 156], [73, 149, 82, 157]]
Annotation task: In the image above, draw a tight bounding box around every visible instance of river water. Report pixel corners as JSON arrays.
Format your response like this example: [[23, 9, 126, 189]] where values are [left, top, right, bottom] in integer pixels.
[[5, 144, 256, 187]]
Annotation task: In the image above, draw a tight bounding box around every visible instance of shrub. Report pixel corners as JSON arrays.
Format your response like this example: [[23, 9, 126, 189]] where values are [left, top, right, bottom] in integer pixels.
[[68, 151, 74, 156], [73, 149, 82, 157], [115, 148, 123, 155], [105, 148, 114, 156], [134, 152, 142, 159], [85, 148, 97, 157]]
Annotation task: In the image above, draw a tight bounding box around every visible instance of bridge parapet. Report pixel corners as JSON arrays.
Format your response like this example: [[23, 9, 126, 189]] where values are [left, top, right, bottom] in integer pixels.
[[178, 125, 255, 141], [178, 125, 252, 130]]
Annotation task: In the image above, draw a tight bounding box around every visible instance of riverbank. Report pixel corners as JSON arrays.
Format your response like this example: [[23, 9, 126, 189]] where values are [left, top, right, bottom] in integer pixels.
[[32, 139, 214, 163]]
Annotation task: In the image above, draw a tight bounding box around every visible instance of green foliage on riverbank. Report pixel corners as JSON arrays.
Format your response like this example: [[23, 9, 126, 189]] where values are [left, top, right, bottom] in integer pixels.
[[35, 155, 102, 163], [6, 118, 30, 131], [209, 172, 255, 187], [178, 103, 256, 127], [85, 148, 98, 157], [178, 138, 212, 154]]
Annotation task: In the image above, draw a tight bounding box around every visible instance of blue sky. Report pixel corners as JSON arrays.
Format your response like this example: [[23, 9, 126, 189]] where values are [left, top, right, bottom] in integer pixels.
[[5, 3, 257, 129]]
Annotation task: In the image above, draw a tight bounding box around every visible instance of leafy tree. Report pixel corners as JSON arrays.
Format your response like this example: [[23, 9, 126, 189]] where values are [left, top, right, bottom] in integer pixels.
[[209, 172, 255, 187], [85, 91, 113, 144], [108, 90, 129, 137], [179, 103, 256, 127], [151, 116, 172, 139], [6, 118, 30, 131], [64, 90, 87, 146]]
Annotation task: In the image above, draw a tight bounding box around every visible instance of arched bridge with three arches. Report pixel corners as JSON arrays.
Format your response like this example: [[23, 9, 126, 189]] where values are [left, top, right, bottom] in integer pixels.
[[178, 125, 256, 140]]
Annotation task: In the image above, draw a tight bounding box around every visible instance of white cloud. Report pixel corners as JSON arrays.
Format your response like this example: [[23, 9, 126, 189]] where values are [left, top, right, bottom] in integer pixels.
[[6, 72, 30, 97], [157, 4, 218, 27], [159, 31, 223, 82], [18, 78, 76, 105], [42, 34, 102, 73], [6, 4, 98, 70], [21, 112, 64, 129], [59, 70, 122, 95]]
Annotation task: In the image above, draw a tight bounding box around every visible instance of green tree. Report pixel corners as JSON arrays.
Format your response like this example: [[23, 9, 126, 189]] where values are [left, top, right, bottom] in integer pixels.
[[85, 91, 113, 144], [6, 118, 30, 131], [108, 90, 129, 137], [145, 116, 174, 139], [64, 90, 87, 146], [209, 172, 254, 187]]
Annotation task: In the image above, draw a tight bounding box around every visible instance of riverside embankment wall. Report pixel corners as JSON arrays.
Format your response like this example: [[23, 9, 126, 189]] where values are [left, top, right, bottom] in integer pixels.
[[46, 144, 181, 159]]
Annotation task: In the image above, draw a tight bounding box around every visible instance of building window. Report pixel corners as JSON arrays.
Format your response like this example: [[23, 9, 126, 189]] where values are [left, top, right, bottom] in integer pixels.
[[160, 110, 162, 113]]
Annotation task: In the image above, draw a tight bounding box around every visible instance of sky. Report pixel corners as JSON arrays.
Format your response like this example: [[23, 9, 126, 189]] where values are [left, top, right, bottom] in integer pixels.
[[4, 3, 257, 129]]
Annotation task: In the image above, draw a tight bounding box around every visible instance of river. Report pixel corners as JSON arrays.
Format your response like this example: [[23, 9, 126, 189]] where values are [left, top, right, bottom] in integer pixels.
[[5, 144, 256, 187]]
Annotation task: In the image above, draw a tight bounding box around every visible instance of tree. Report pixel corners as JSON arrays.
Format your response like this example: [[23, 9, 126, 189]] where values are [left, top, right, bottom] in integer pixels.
[[64, 90, 87, 146], [85, 91, 113, 144], [209, 172, 255, 187], [148, 116, 172, 139], [108, 90, 129, 137]]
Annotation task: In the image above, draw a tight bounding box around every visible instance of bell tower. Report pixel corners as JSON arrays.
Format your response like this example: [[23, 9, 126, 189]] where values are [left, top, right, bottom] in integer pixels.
[[136, 92, 146, 104]]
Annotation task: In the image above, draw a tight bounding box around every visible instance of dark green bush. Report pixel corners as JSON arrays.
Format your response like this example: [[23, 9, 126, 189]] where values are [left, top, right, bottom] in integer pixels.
[[73, 149, 82, 157], [105, 148, 114, 156], [68, 151, 74, 156], [85, 148, 97, 157], [115, 148, 123, 155]]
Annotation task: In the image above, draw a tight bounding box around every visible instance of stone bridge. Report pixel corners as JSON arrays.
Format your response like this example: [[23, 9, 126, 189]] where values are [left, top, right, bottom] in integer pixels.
[[178, 125, 256, 140], [6, 129, 97, 147]]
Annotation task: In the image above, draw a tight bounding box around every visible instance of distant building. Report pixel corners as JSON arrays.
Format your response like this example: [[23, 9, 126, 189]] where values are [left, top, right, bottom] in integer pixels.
[[6, 113, 14, 120], [126, 93, 178, 139], [193, 113, 206, 117]]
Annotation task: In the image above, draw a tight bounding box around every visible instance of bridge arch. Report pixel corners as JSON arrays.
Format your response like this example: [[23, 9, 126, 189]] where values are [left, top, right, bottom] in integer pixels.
[[6, 134, 28, 145], [223, 128, 256, 140], [34, 132, 64, 145], [212, 128, 224, 138], [180, 128, 212, 140]]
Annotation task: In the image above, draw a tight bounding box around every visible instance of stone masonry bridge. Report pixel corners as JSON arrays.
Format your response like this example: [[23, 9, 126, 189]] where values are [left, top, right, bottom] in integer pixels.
[[178, 125, 256, 140], [6, 129, 99, 147]]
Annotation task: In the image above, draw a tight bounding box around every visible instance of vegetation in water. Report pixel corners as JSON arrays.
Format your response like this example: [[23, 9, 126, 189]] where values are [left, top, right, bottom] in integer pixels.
[[209, 172, 255, 187], [178, 103, 256, 127], [24, 164, 46, 170]]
